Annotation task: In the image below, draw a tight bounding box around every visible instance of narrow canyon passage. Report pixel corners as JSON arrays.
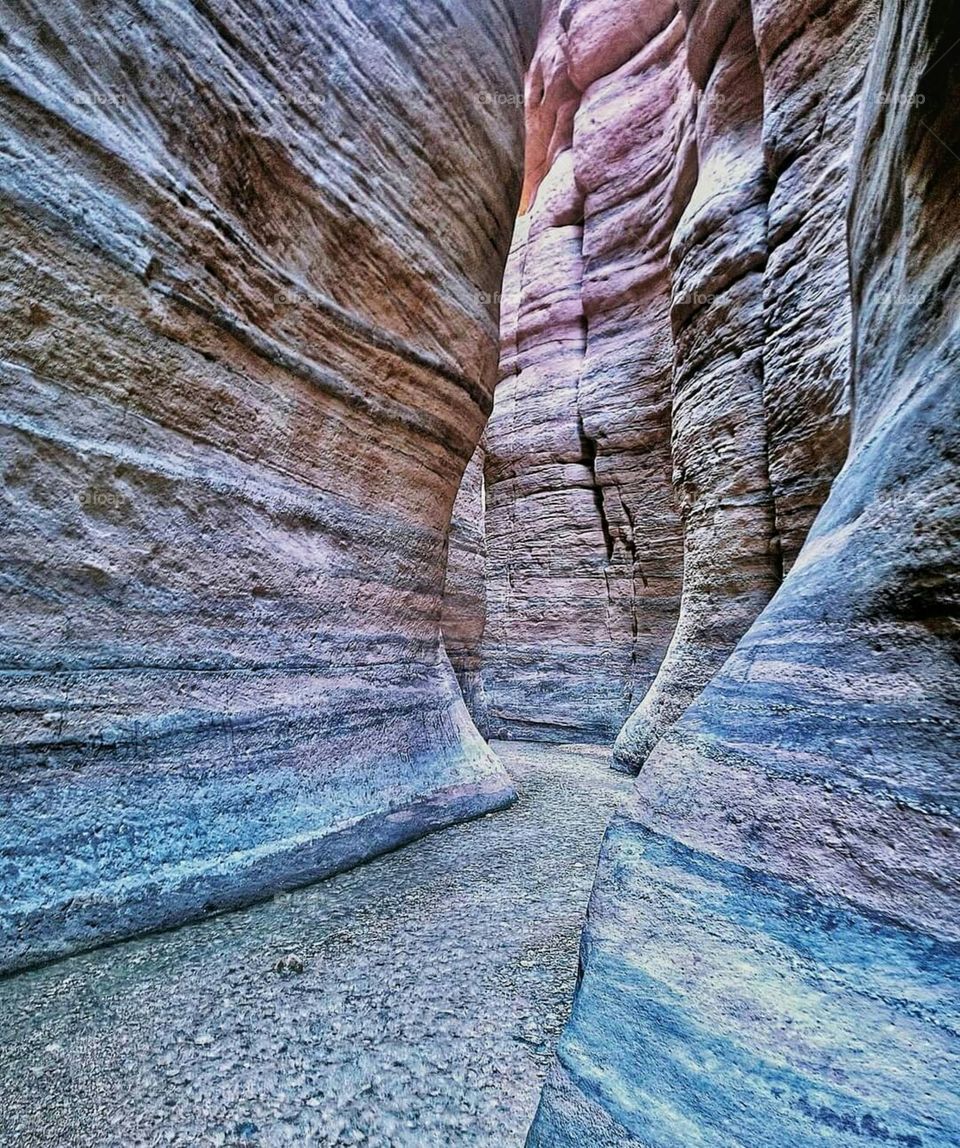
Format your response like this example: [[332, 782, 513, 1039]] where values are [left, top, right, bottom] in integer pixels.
[[0, 745, 631, 1147], [2, 0, 958, 1144]]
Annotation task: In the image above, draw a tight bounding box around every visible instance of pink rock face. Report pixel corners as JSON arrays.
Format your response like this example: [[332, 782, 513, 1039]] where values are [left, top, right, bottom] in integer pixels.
[[483, 0, 872, 754], [616, 2, 780, 767], [528, 0, 960, 1143], [483, 1, 693, 741], [614, 0, 879, 769], [0, 0, 540, 973]]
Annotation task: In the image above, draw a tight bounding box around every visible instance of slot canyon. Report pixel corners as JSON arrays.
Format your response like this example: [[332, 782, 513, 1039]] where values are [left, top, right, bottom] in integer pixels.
[[0, 0, 957, 1144]]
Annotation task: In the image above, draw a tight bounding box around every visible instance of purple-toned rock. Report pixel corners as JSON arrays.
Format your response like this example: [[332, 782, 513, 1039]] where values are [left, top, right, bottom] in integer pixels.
[[615, 1, 779, 768], [0, 0, 539, 973], [753, 0, 877, 572], [529, 0, 960, 1142], [483, 1, 691, 741], [483, 0, 873, 759], [614, 0, 876, 768]]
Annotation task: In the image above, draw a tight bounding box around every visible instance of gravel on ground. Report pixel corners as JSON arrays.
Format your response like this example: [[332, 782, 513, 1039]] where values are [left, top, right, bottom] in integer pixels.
[[0, 742, 631, 1148]]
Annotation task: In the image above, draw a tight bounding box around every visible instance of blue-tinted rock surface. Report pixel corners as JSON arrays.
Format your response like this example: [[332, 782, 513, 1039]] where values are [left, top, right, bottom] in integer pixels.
[[0, 743, 630, 1147], [529, 0, 960, 1142], [0, 0, 540, 974]]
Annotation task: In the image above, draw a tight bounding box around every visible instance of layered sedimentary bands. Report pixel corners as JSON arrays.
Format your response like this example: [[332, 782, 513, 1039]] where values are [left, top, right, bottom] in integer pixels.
[[483, 0, 691, 742], [530, 0, 960, 1143], [441, 446, 490, 726], [3, 0, 958, 1141], [480, 0, 876, 753], [0, 0, 539, 973]]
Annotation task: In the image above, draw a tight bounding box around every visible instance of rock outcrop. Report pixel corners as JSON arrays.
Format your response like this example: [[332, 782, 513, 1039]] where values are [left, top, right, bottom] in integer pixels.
[[0, 0, 539, 973], [482, 0, 874, 755], [615, 0, 780, 766], [529, 0, 960, 1142], [482, 0, 693, 741], [442, 446, 490, 728], [617, 0, 877, 768]]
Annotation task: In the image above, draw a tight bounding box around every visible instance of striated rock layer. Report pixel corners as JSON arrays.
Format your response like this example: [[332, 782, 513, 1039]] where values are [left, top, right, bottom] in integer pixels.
[[614, 0, 879, 767], [529, 0, 960, 1143], [483, 0, 692, 742], [483, 0, 874, 754], [0, 0, 539, 973], [441, 446, 490, 729], [617, 0, 781, 766]]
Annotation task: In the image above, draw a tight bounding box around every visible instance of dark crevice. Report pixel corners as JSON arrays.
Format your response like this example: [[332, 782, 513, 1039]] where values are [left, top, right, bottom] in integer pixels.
[[610, 480, 647, 702], [577, 412, 614, 563], [619, 494, 647, 592], [571, 211, 613, 568]]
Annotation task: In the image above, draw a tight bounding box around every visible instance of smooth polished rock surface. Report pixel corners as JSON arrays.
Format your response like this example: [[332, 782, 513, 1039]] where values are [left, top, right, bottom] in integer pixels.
[[0, 743, 632, 1148], [0, 0, 539, 973], [529, 0, 960, 1143]]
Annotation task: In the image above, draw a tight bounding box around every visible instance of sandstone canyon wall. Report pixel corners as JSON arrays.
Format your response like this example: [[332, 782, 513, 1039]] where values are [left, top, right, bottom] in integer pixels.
[[617, 0, 877, 769], [482, 0, 693, 741], [481, 0, 875, 758], [529, 0, 960, 1143], [441, 446, 490, 728], [0, 0, 539, 974], [618, 0, 781, 766]]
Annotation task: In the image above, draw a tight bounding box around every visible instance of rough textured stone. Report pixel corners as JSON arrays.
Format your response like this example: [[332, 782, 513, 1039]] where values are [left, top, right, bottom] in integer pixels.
[[442, 446, 490, 728], [0, 742, 632, 1148], [614, 0, 877, 768], [529, 0, 960, 1142], [3, 3, 957, 1144], [752, 0, 877, 572], [482, 0, 874, 758], [483, 1, 692, 742], [615, 0, 780, 767], [0, 0, 540, 974]]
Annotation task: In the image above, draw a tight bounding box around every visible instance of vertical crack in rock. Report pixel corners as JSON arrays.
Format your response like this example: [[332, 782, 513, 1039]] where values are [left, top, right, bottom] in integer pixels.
[[575, 413, 613, 565], [573, 211, 613, 568], [482, 2, 690, 741], [571, 205, 615, 577], [612, 478, 646, 698], [754, 238, 784, 591], [441, 447, 491, 732]]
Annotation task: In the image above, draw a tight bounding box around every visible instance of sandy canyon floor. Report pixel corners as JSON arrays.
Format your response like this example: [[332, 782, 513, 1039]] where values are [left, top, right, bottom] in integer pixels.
[[0, 743, 631, 1147]]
